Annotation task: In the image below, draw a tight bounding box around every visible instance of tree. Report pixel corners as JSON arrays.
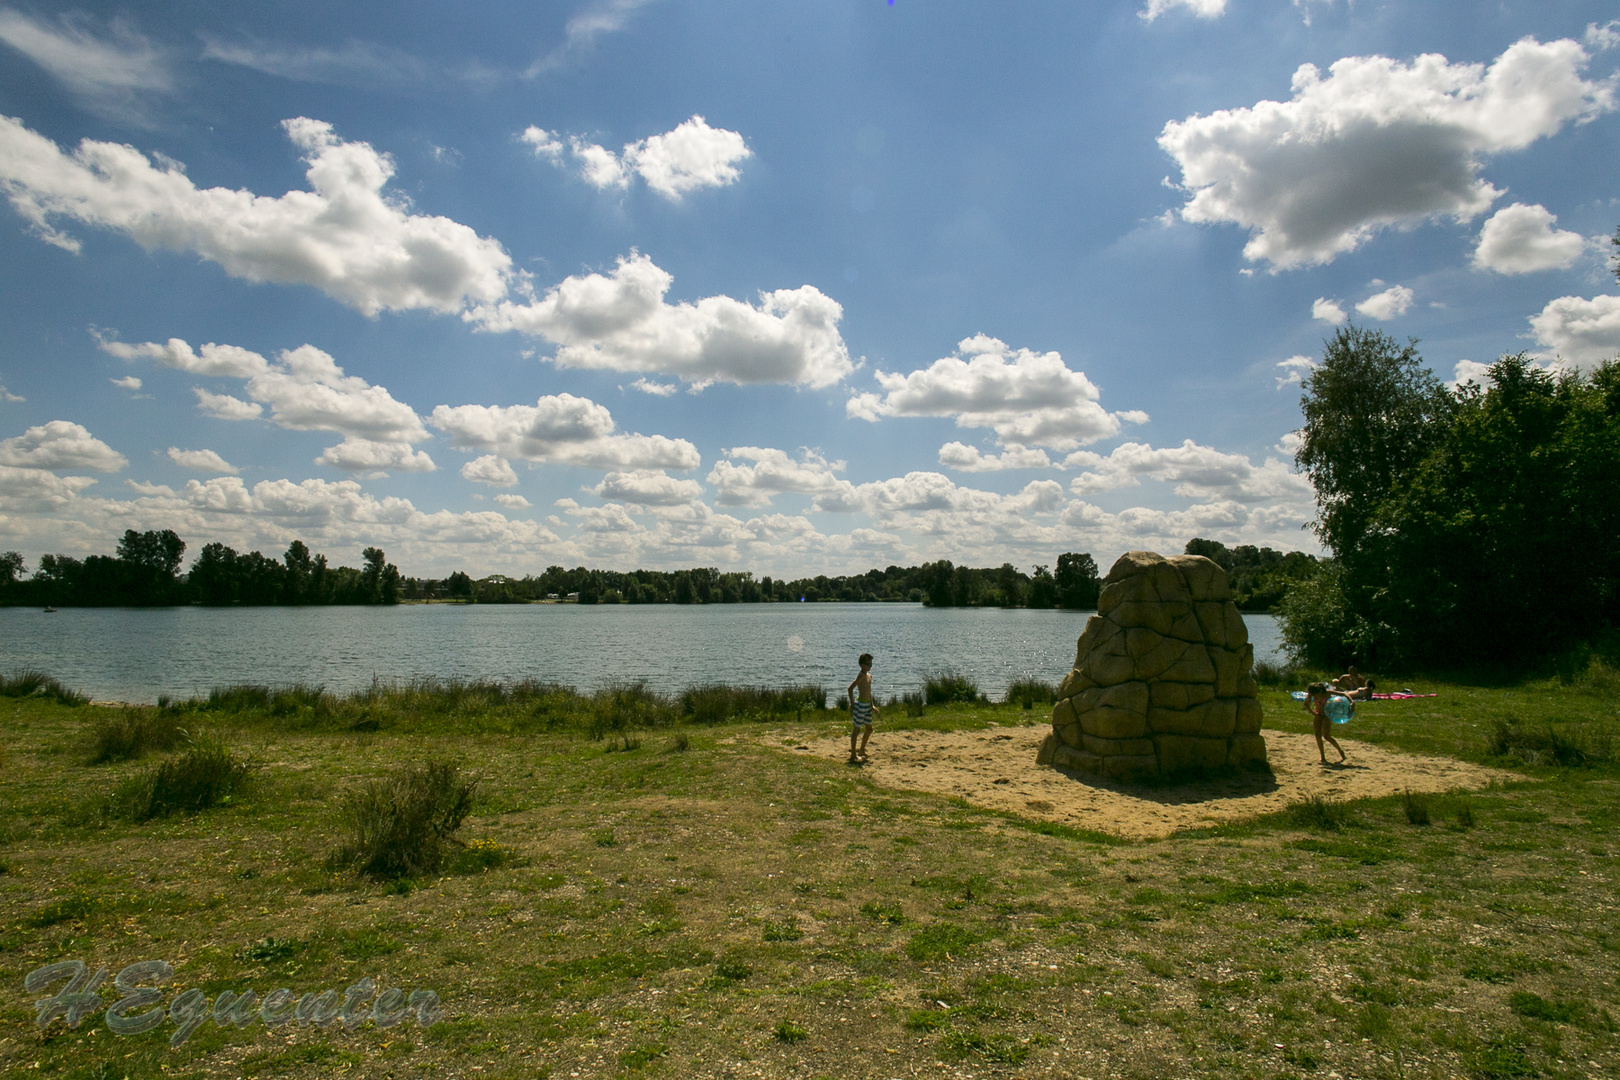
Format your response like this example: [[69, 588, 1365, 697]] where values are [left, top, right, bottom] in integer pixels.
[[0, 551, 24, 585], [1055, 552, 1100, 609], [1028, 565, 1057, 609], [446, 571, 474, 599], [116, 529, 186, 605], [359, 547, 401, 605], [1295, 327, 1453, 562]]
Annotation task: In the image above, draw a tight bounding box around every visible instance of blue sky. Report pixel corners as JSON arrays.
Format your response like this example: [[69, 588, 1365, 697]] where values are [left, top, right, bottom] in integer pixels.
[[1, 0, 1617, 578]]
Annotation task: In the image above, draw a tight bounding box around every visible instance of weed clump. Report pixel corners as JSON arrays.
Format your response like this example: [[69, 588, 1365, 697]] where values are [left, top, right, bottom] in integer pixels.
[[331, 761, 479, 879], [110, 733, 253, 820], [772, 1019, 808, 1043], [1285, 794, 1353, 831], [1003, 678, 1054, 708], [925, 671, 980, 706], [1250, 659, 1301, 686], [0, 671, 87, 706], [1488, 716, 1613, 767], [87, 708, 183, 764], [1400, 789, 1431, 825], [680, 683, 825, 724]]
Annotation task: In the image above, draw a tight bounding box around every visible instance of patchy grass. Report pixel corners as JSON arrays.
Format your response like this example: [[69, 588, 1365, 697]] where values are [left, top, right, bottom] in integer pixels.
[[0, 678, 1617, 1079]]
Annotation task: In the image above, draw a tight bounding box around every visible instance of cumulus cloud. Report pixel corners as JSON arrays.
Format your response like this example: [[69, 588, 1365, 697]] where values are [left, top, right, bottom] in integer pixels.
[[1587, 21, 1620, 52], [461, 454, 518, 487], [116, 337, 432, 473], [707, 447, 847, 508], [430, 393, 700, 471], [1312, 297, 1347, 324], [589, 469, 703, 506], [494, 493, 530, 510], [470, 252, 851, 388], [1356, 284, 1414, 320], [1139, 0, 1225, 20], [1276, 355, 1316, 389], [1451, 359, 1496, 387], [629, 377, 677, 396], [525, 115, 751, 200], [0, 116, 512, 314], [1160, 37, 1615, 268], [0, 465, 98, 508], [1063, 440, 1310, 503], [1473, 202, 1590, 273], [1528, 294, 1620, 369], [846, 334, 1144, 451], [166, 447, 236, 474], [937, 443, 1052, 472], [814, 472, 1067, 520], [193, 388, 263, 421], [0, 420, 126, 472], [0, 10, 172, 123], [111, 375, 142, 391]]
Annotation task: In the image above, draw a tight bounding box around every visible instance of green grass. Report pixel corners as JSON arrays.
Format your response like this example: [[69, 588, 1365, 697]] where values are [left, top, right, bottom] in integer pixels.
[[0, 674, 1616, 1079]]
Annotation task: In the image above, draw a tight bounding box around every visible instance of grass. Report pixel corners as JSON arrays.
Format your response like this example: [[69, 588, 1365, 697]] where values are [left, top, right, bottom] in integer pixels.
[[87, 707, 185, 763], [923, 670, 981, 705], [329, 760, 479, 879], [108, 732, 253, 820], [0, 672, 1617, 1079]]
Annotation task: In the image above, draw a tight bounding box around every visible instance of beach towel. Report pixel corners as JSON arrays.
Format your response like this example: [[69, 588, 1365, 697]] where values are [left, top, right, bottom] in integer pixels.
[[1370, 692, 1436, 700]]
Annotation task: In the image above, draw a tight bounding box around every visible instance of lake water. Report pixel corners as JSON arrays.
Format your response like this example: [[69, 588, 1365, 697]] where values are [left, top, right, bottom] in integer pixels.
[[0, 604, 1284, 705]]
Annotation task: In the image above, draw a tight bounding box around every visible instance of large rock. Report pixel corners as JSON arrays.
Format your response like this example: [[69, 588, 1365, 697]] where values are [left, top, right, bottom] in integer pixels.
[[1036, 551, 1267, 779]]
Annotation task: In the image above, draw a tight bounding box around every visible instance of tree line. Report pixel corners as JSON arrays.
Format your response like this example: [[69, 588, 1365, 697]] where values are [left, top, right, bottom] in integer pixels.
[[0, 532, 402, 607], [1284, 324, 1620, 669], [2, 533, 1318, 612]]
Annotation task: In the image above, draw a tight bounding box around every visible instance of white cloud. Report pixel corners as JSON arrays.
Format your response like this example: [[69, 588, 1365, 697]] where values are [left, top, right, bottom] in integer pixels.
[[1356, 284, 1414, 320], [494, 493, 530, 510], [121, 338, 432, 473], [0, 116, 512, 314], [315, 438, 435, 474], [430, 393, 700, 471], [629, 377, 677, 397], [200, 37, 431, 88], [0, 465, 98, 508], [937, 442, 1053, 472], [193, 388, 263, 421], [1451, 359, 1495, 387], [1063, 440, 1310, 503], [1160, 37, 1615, 268], [0, 420, 126, 472], [1472, 202, 1589, 273], [1275, 355, 1316, 389], [814, 473, 1067, 521], [527, 0, 658, 75], [527, 115, 751, 200], [469, 252, 851, 388], [1528, 293, 1620, 369], [111, 375, 142, 391], [1312, 297, 1347, 325], [1139, 0, 1225, 21], [461, 454, 519, 487], [706, 447, 847, 508], [99, 336, 270, 377], [589, 469, 703, 506], [0, 384, 22, 402], [0, 10, 172, 123], [166, 447, 236, 474], [846, 334, 1144, 451], [1587, 21, 1620, 52]]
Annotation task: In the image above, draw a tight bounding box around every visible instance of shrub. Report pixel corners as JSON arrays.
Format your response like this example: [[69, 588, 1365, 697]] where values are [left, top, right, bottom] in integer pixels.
[[112, 733, 253, 821], [1003, 678, 1054, 708], [1251, 659, 1300, 686], [1400, 790, 1431, 825], [925, 671, 980, 706], [900, 690, 926, 718], [331, 761, 479, 879], [0, 671, 87, 706], [87, 708, 184, 764]]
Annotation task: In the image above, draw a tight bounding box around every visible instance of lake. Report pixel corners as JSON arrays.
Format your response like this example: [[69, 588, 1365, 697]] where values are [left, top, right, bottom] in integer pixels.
[[0, 604, 1285, 705]]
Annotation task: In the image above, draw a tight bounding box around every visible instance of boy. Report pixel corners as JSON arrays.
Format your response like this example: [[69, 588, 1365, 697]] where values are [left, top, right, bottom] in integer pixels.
[[1304, 681, 1349, 765], [847, 652, 879, 763]]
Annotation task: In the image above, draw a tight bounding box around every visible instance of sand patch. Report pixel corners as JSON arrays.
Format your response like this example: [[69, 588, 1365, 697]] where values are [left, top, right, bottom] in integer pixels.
[[785, 726, 1517, 840]]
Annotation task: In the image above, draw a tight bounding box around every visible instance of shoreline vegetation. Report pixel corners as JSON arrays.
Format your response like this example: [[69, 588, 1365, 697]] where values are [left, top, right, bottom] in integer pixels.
[[2, 661, 1616, 1079], [1, 535, 1317, 612]]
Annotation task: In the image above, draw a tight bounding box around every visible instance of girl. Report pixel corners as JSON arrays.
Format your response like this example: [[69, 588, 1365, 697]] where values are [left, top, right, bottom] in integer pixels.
[[1304, 681, 1348, 765]]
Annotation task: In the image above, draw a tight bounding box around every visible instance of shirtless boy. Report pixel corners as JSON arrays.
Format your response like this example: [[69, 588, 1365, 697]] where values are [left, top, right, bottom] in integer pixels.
[[847, 653, 879, 763]]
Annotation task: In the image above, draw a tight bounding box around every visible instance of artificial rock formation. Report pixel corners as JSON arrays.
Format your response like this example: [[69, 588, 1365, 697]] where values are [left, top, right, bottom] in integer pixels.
[[1037, 551, 1266, 779]]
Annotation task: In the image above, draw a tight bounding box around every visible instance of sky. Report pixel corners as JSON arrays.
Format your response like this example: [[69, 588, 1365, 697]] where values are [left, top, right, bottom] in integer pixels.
[[1, 0, 1617, 580]]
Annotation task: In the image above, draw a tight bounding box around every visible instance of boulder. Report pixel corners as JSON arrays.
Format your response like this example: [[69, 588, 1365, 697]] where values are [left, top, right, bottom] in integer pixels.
[[1041, 551, 1267, 778]]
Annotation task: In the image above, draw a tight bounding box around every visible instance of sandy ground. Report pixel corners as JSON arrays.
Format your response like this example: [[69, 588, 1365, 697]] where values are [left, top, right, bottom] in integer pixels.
[[782, 726, 1517, 840]]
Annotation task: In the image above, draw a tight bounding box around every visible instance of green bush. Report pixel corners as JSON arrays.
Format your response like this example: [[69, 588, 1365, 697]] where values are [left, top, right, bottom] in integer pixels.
[[0, 671, 87, 706], [112, 733, 253, 820], [1400, 790, 1431, 825], [900, 690, 926, 717], [87, 708, 184, 764], [331, 761, 479, 879], [925, 671, 980, 706], [1002, 678, 1054, 708]]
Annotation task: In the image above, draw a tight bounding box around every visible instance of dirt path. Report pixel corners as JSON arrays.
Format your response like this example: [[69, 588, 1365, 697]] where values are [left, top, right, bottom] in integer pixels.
[[782, 726, 1517, 840]]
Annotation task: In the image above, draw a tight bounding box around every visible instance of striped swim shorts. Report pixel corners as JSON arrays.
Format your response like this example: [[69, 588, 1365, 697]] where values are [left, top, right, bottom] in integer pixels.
[[851, 699, 874, 727]]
